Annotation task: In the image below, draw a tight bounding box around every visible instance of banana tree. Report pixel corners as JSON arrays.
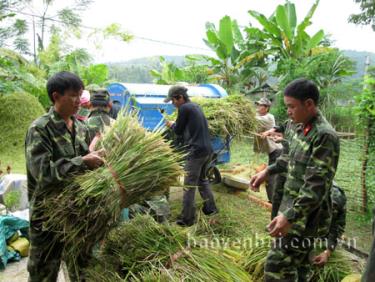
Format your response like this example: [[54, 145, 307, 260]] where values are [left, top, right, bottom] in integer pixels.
[[203, 15, 267, 94], [150, 56, 210, 85], [248, 0, 324, 73], [150, 56, 185, 85]]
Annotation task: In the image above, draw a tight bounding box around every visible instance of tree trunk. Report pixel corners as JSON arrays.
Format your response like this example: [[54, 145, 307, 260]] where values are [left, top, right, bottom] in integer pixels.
[[361, 121, 369, 213]]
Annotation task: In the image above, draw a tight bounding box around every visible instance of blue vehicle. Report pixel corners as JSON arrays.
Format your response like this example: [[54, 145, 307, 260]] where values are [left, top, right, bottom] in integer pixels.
[[107, 83, 232, 183]]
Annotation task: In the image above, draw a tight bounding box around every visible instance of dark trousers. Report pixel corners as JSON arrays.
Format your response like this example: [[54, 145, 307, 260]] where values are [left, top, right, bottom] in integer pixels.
[[179, 154, 218, 225], [267, 149, 282, 203], [28, 220, 91, 282]]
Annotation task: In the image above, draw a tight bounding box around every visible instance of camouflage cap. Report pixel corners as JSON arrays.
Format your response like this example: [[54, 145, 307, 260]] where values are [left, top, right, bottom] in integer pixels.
[[90, 89, 111, 107], [164, 85, 188, 103], [255, 97, 272, 107]]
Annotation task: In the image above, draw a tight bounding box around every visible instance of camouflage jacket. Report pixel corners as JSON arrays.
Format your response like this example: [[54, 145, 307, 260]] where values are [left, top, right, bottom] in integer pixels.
[[25, 108, 90, 208], [326, 183, 346, 250], [268, 112, 340, 237], [87, 109, 114, 136], [270, 119, 297, 175]]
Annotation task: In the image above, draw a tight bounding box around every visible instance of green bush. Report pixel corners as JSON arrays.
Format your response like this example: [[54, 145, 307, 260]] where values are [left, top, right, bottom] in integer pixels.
[[0, 93, 45, 154]]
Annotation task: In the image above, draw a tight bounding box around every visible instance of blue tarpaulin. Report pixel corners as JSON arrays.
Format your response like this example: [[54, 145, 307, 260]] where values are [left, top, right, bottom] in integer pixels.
[[0, 215, 29, 269]]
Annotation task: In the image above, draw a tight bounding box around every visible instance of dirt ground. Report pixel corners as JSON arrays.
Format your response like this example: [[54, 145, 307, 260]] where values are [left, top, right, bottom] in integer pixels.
[[0, 259, 67, 282]]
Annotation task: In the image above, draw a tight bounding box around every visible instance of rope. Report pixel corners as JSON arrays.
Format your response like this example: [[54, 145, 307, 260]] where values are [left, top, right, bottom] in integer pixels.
[[106, 163, 127, 208]]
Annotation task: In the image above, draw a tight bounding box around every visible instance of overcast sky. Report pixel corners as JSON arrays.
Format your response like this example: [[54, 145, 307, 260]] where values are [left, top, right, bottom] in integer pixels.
[[34, 0, 375, 63]]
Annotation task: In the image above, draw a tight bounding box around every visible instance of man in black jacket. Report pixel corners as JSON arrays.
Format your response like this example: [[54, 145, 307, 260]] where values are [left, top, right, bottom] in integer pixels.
[[165, 85, 218, 226]]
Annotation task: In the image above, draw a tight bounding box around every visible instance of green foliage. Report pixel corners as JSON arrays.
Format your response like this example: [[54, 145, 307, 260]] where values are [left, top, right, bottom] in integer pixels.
[[0, 93, 45, 154], [0, 0, 93, 58], [355, 69, 375, 212], [150, 56, 184, 84], [248, 0, 323, 65], [38, 32, 64, 73], [102, 23, 133, 42], [270, 48, 355, 123], [4, 190, 21, 211], [150, 56, 210, 85], [38, 30, 109, 87], [81, 64, 110, 86], [0, 48, 48, 107], [0, 0, 29, 53], [246, 0, 356, 120], [203, 15, 267, 94], [355, 74, 375, 119], [349, 0, 375, 30]]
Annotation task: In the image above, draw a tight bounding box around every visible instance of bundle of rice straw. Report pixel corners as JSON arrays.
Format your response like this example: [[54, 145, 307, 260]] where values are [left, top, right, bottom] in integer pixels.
[[86, 215, 253, 282], [241, 237, 353, 282], [241, 236, 271, 281], [39, 109, 184, 262], [310, 249, 352, 282], [167, 95, 256, 137]]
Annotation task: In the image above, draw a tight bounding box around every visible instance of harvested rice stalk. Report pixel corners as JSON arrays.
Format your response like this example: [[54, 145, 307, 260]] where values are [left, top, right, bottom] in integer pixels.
[[241, 236, 271, 282], [241, 237, 354, 282], [99, 215, 187, 274], [39, 109, 184, 263], [167, 95, 256, 137], [310, 249, 352, 282], [165, 248, 253, 282], [87, 215, 253, 282]]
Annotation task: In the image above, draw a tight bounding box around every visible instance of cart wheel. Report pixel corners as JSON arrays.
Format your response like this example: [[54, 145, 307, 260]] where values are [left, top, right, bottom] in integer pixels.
[[207, 166, 221, 184]]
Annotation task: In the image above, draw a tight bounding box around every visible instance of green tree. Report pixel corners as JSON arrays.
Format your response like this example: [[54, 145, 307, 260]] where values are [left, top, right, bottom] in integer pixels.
[[349, 0, 375, 30], [150, 56, 184, 85], [248, 0, 324, 75], [248, 1, 355, 122], [202, 15, 267, 94], [80, 64, 110, 86], [0, 48, 48, 107], [0, 0, 30, 54], [150, 56, 210, 85], [355, 67, 375, 212]]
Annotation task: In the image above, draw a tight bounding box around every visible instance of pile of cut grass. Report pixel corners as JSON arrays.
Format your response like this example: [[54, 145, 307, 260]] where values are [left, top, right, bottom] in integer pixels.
[[85, 189, 359, 281], [167, 95, 257, 137], [85, 215, 253, 282]]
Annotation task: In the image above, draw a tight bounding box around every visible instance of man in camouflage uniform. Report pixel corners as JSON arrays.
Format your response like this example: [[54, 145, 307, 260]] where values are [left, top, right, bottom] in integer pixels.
[[87, 89, 115, 136], [312, 182, 346, 266], [250, 78, 340, 282], [26, 71, 104, 282], [261, 120, 296, 219]]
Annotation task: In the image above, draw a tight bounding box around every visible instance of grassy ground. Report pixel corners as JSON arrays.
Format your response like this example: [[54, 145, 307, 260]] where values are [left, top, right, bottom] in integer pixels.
[[224, 137, 373, 253], [1, 134, 372, 252], [0, 149, 25, 174]]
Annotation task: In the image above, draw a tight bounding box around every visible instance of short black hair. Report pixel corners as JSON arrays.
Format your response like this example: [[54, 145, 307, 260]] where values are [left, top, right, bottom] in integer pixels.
[[284, 78, 319, 104], [46, 71, 84, 103]]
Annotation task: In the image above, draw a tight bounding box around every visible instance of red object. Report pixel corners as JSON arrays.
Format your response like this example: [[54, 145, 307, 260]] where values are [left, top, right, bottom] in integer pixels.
[[303, 123, 313, 136]]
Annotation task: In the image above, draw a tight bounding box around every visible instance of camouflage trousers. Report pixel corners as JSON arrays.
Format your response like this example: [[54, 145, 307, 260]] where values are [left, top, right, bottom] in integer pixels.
[[264, 236, 313, 282], [28, 219, 91, 282]]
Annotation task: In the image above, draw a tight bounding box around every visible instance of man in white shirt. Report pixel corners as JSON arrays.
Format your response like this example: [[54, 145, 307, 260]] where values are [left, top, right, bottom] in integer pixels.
[[253, 97, 282, 203]]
